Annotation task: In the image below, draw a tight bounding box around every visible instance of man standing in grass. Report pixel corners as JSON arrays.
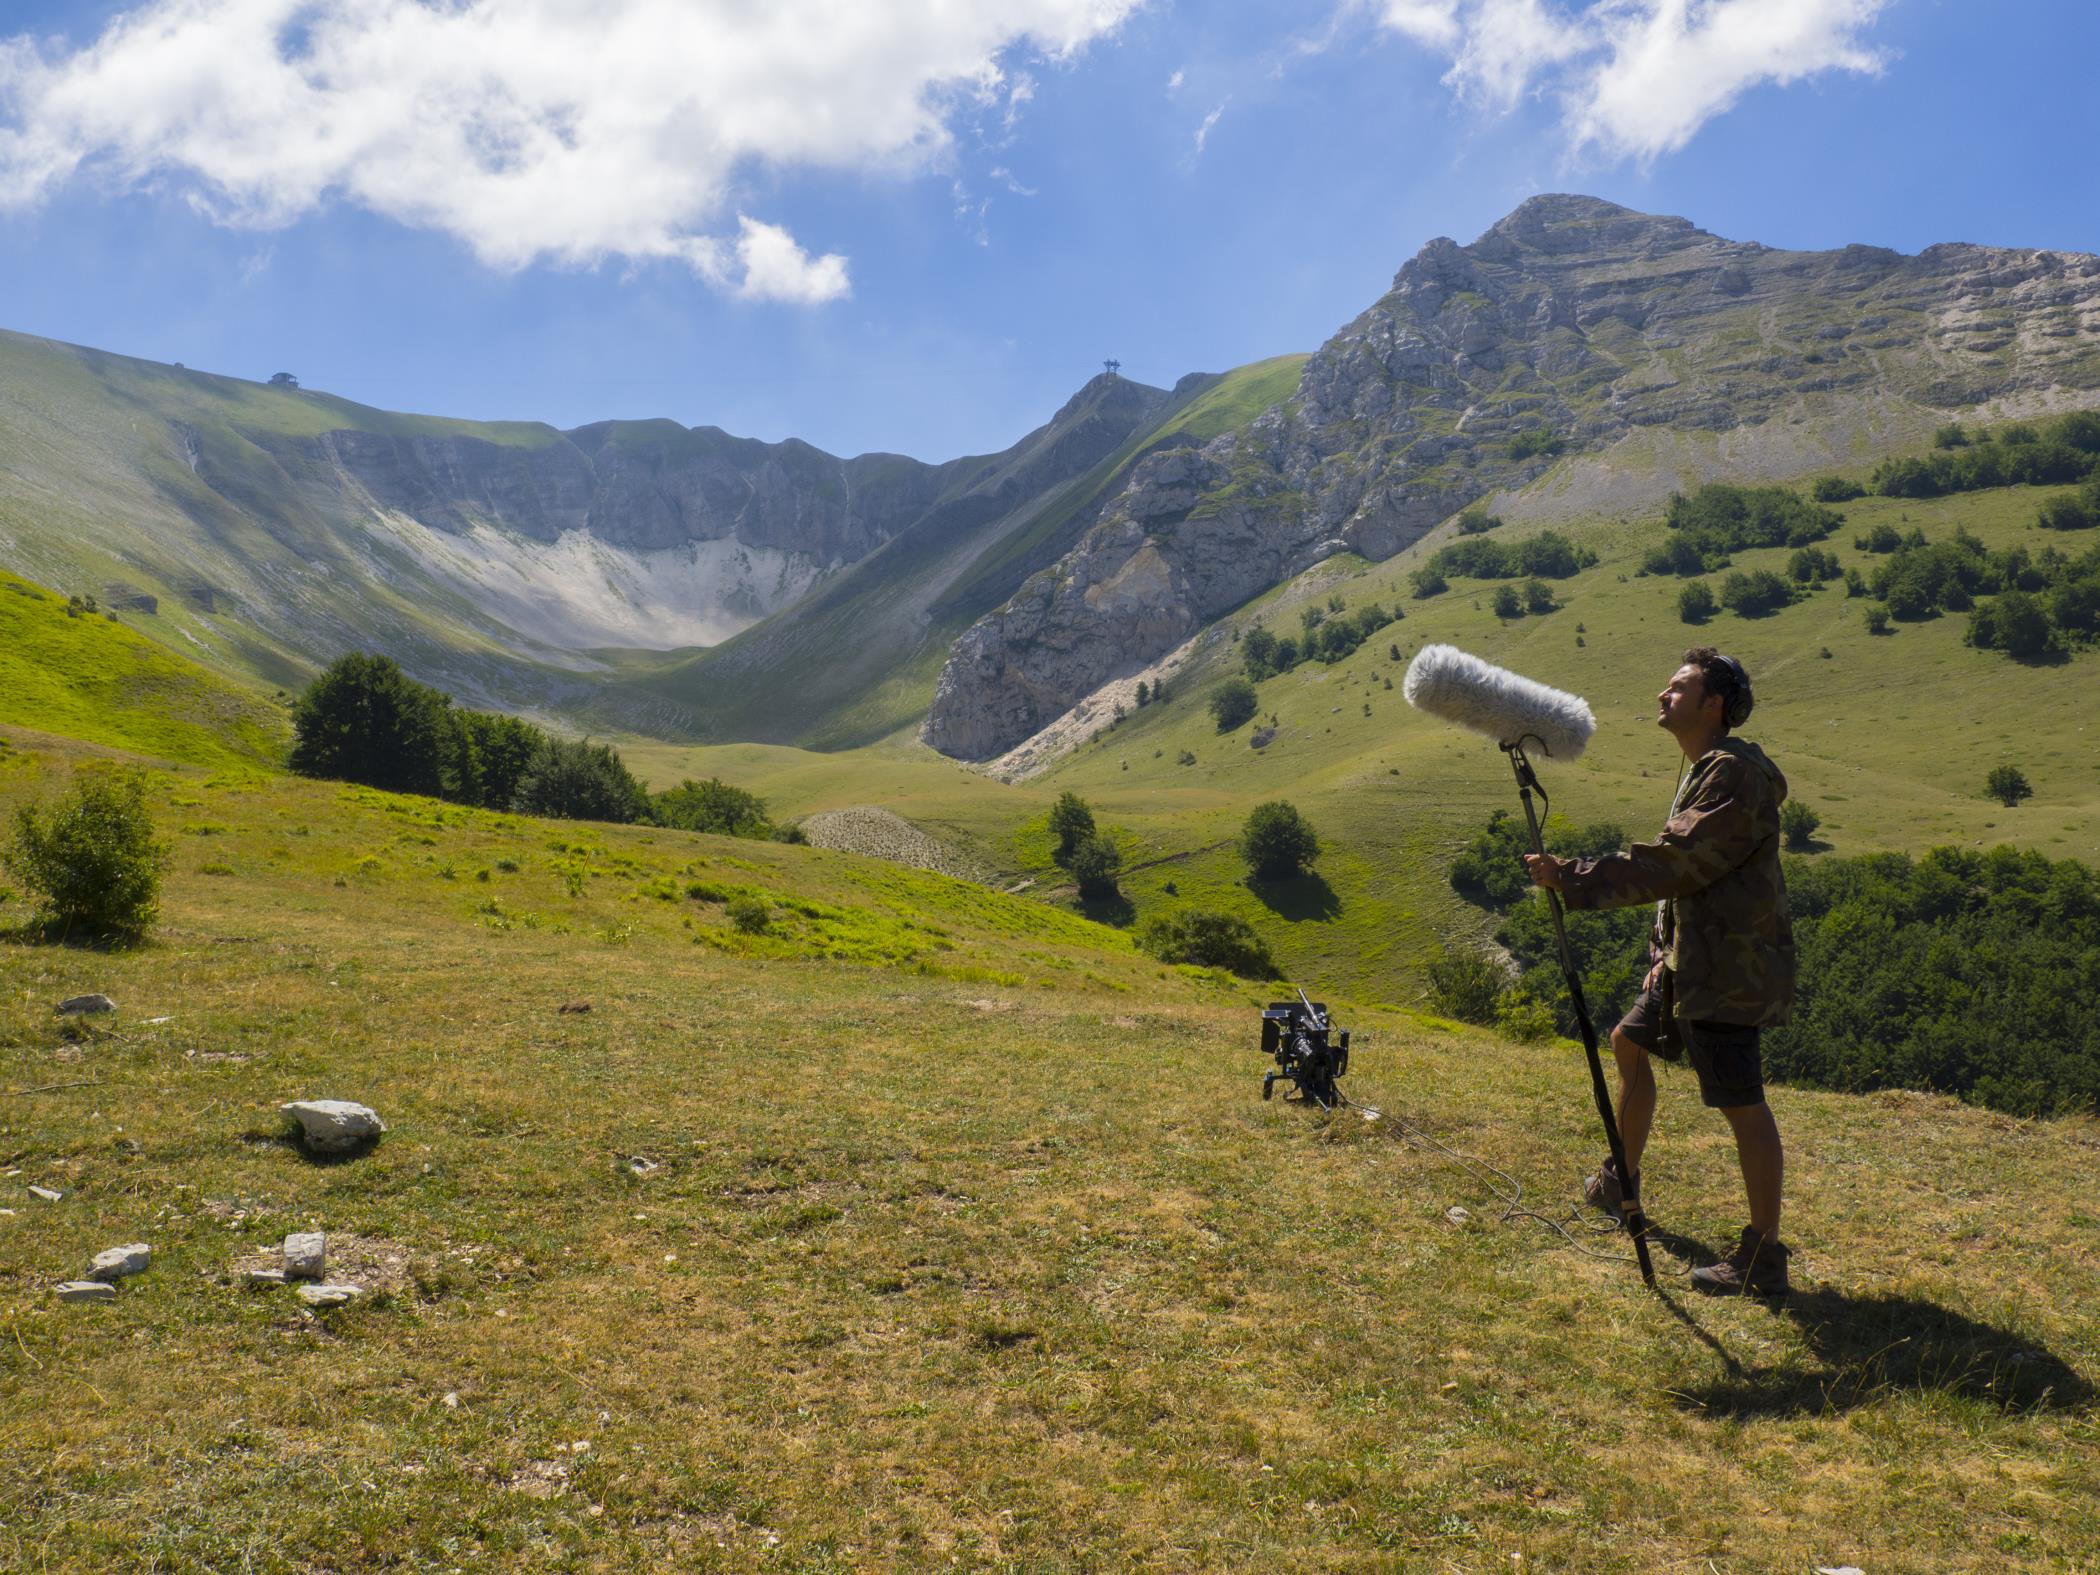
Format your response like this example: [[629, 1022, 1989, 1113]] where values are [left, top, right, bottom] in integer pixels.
[[1522, 647, 1797, 1297]]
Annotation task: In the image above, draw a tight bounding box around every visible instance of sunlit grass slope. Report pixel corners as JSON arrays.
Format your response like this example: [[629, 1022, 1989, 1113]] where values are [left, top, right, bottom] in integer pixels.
[[0, 728, 2094, 1571], [0, 567, 287, 770]]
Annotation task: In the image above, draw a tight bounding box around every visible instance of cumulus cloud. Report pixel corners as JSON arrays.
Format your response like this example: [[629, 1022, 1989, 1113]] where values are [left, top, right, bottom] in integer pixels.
[[1364, 0, 1891, 162], [0, 0, 1142, 302], [1193, 103, 1226, 156]]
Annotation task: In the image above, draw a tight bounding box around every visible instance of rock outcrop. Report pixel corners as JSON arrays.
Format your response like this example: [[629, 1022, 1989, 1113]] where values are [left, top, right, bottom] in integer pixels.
[[924, 195, 2100, 759]]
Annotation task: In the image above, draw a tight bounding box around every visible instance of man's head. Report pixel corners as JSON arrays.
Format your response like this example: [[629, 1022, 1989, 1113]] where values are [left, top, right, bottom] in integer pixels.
[[1658, 646, 1753, 746]]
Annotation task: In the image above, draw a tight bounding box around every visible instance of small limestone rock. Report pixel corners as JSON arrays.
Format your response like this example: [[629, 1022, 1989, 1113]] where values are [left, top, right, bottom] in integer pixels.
[[55, 993, 116, 1016], [88, 1243, 151, 1281], [297, 1283, 363, 1307], [627, 1156, 660, 1177], [28, 1186, 62, 1203], [441, 1391, 460, 1409], [1446, 1206, 1471, 1224], [281, 1100, 386, 1153], [246, 1268, 287, 1286], [57, 1280, 118, 1302], [283, 1231, 326, 1280]]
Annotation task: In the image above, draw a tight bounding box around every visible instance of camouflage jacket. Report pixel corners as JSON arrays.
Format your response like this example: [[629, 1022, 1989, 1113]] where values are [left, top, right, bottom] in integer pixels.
[[1559, 737, 1796, 1027]]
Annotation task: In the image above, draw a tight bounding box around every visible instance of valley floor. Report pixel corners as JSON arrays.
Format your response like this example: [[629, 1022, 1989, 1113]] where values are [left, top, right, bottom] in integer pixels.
[[1, 733, 2094, 1572]]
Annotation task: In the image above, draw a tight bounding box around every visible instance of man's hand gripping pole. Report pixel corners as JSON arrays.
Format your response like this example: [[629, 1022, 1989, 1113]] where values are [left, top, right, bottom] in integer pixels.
[[1504, 741, 1656, 1286]]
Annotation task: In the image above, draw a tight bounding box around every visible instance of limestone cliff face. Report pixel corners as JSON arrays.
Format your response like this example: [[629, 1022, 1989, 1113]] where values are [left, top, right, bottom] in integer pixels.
[[923, 195, 2100, 759]]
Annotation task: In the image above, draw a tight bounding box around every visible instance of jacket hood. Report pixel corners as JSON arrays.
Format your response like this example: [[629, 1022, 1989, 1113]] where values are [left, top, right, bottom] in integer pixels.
[[1710, 736, 1788, 805]]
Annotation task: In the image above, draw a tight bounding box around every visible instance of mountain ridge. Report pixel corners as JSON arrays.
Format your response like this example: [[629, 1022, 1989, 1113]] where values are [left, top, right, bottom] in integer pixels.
[[920, 194, 2100, 760]]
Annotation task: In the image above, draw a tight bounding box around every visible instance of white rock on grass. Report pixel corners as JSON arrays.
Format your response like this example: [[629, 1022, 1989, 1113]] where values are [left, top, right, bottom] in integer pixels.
[[246, 1268, 287, 1286], [297, 1283, 362, 1307], [283, 1231, 325, 1280], [28, 1186, 62, 1203], [281, 1100, 386, 1153], [88, 1243, 151, 1281], [56, 1281, 116, 1302], [55, 994, 116, 1016]]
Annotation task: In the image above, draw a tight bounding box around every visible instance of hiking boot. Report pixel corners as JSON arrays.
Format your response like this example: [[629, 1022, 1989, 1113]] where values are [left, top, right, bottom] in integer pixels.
[[1583, 1156, 1639, 1218], [1691, 1225, 1791, 1298]]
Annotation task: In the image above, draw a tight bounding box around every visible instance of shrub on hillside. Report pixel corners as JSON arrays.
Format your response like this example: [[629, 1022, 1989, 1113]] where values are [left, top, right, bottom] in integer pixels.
[[1986, 766, 2033, 807], [1424, 946, 1504, 1025], [1966, 589, 2060, 661], [1677, 580, 1717, 624], [1491, 584, 1522, 619], [1450, 809, 1626, 910], [4, 766, 168, 945], [1456, 507, 1502, 534], [1508, 428, 1565, 462], [654, 777, 772, 837], [1781, 799, 1821, 850], [1138, 909, 1277, 979], [1665, 484, 1841, 557], [1209, 678, 1260, 733], [1239, 800, 1319, 881], [1812, 476, 1867, 502], [726, 895, 770, 935], [1410, 567, 1448, 598], [513, 737, 651, 824], [1720, 569, 1793, 618], [1863, 605, 1890, 635], [2037, 493, 2095, 531]]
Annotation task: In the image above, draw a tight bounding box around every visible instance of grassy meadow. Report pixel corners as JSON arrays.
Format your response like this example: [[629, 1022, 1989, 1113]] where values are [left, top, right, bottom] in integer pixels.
[[1, 724, 2096, 1572]]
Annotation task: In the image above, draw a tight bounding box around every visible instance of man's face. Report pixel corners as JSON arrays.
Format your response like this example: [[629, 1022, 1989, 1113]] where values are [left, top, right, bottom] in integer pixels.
[[1657, 663, 1717, 734]]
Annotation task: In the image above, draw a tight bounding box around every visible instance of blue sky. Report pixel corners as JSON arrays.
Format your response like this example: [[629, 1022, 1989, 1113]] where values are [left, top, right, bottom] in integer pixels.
[[2, 1, 2096, 462]]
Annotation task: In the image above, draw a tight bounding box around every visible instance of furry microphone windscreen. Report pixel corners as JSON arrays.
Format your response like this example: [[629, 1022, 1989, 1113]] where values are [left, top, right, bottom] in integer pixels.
[[1402, 644, 1596, 760]]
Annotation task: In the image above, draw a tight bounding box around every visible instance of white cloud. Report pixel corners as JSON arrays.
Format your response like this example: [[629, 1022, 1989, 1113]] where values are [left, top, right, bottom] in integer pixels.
[[1365, 0, 1890, 162], [1166, 67, 1185, 92], [1193, 102, 1225, 155], [0, 0, 1142, 303]]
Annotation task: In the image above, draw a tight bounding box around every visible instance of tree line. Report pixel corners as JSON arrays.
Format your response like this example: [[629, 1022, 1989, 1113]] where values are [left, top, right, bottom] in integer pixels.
[[1441, 810, 2098, 1117], [289, 653, 792, 836]]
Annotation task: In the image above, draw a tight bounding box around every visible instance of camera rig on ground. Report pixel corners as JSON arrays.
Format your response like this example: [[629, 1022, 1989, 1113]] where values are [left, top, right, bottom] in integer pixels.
[[1258, 990, 1350, 1108]]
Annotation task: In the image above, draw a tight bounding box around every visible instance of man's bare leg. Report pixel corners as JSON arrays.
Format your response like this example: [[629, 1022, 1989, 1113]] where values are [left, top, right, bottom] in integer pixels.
[[1720, 1100, 1784, 1239], [1609, 1027, 1656, 1176]]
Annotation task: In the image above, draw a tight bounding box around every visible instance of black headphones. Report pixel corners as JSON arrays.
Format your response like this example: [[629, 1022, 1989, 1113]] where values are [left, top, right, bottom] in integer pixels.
[[1714, 654, 1754, 729]]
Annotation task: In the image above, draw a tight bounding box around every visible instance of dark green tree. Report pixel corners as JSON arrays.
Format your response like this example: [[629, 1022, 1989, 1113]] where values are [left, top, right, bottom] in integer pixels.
[[1239, 800, 1320, 880], [1047, 791, 1096, 866], [1986, 766, 2033, 807], [1137, 910, 1278, 979], [1781, 799, 1821, 850], [1066, 831, 1122, 899], [654, 778, 771, 836], [1678, 580, 1717, 624], [1209, 678, 1260, 733], [512, 737, 651, 824], [289, 652, 454, 797]]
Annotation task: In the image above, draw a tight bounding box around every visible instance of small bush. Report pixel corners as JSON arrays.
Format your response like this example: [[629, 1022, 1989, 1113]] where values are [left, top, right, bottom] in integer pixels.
[[1239, 800, 1320, 881], [1780, 799, 1821, 850], [1986, 766, 2033, 807], [4, 767, 168, 944], [1811, 476, 1867, 502], [1208, 678, 1260, 734], [1410, 568, 1448, 599], [1138, 910, 1277, 979], [1864, 605, 1891, 635], [1491, 584, 1523, 619], [1425, 946, 1504, 1025], [726, 895, 771, 934], [1456, 507, 1502, 535], [1677, 580, 1717, 623], [1493, 990, 1559, 1043], [1720, 569, 1793, 618]]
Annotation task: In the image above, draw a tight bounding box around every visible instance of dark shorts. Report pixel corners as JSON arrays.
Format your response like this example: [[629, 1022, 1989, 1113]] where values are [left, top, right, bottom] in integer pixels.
[[1616, 980, 1765, 1109]]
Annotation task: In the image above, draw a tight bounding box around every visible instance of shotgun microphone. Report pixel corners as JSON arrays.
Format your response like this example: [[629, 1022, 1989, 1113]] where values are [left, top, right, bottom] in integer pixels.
[[1401, 644, 1596, 760]]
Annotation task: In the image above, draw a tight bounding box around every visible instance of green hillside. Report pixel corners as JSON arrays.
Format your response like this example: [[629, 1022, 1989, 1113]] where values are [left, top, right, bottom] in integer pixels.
[[638, 478, 2100, 1013], [1, 723, 2094, 1570], [0, 567, 288, 769]]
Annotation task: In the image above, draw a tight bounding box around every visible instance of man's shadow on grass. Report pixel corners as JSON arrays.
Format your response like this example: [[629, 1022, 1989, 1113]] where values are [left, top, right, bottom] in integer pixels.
[[1247, 871, 1340, 922], [1646, 1226, 2091, 1419]]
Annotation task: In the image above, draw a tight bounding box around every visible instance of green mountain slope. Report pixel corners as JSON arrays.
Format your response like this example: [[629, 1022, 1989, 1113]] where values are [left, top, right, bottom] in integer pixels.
[[612, 358, 1308, 749], [0, 567, 287, 769]]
